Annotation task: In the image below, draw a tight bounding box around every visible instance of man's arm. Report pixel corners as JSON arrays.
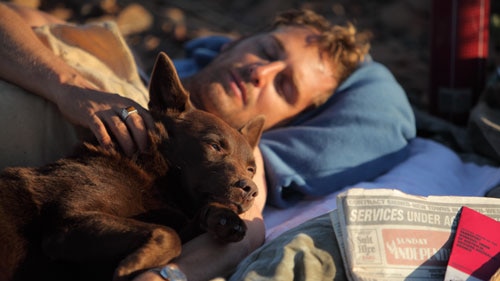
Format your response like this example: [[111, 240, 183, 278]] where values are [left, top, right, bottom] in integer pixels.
[[0, 3, 154, 154], [135, 147, 267, 281], [0, 2, 83, 104]]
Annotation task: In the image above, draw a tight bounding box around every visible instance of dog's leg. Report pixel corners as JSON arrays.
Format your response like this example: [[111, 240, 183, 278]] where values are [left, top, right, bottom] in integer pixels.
[[112, 227, 181, 281], [0, 212, 26, 281], [42, 213, 181, 281], [198, 203, 247, 243]]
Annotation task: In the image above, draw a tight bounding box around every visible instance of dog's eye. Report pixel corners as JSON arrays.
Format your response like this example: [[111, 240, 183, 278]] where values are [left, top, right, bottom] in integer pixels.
[[247, 166, 256, 174], [210, 143, 222, 152]]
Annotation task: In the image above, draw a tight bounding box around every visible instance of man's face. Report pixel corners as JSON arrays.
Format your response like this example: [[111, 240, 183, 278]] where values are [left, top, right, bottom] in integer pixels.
[[185, 25, 337, 130]]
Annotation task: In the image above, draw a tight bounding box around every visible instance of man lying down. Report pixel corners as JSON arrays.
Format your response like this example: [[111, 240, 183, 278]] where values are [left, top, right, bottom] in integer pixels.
[[2, 3, 499, 281]]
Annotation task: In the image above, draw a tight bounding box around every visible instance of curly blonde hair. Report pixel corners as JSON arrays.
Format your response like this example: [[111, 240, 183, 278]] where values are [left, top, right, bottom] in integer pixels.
[[272, 9, 372, 106]]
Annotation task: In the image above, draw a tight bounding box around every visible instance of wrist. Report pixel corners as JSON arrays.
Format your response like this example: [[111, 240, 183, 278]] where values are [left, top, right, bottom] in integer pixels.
[[41, 59, 86, 104], [52, 70, 98, 102], [150, 264, 187, 281]]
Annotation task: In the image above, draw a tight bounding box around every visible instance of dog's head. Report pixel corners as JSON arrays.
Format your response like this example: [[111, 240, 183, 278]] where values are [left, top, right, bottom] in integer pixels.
[[147, 52, 264, 214]]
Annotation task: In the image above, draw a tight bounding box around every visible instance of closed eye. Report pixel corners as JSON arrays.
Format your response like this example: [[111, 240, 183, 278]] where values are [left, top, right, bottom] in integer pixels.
[[259, 35, 282, 61], [275, 69, 297, 104], [260, 45, 276, 61], [275, 72, 285, 98]]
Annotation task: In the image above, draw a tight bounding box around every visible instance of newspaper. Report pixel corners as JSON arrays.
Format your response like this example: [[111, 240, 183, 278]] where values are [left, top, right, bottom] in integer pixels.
[[330, 188, 500, 281]]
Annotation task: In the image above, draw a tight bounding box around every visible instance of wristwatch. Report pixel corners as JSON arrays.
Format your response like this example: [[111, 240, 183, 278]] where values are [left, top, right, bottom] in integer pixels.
[[150, 264, 187, 281]]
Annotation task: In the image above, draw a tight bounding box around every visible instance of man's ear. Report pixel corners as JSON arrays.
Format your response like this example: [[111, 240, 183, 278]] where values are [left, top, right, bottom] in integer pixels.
[[148, 52, 193, 115], [239, 115, 266, 148]]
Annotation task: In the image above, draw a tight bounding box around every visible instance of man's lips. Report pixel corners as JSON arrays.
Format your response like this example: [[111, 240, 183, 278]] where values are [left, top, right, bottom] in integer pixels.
[[228, 70, 247, 104]]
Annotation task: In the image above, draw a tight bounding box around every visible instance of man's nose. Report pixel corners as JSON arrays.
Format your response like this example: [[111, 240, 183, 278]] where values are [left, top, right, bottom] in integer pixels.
[[249, 61, 287, 87]]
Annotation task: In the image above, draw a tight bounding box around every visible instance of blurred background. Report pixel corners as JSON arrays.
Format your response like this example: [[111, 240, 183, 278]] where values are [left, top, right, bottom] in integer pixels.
[[6, 0, 500, 126]]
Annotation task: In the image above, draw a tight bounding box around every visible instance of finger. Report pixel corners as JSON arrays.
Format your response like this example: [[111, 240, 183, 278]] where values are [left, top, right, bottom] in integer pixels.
[[89, 114, 115, 150], [140, 109, 156, 133], [124, 112, 149, 152], [106, 114, 136, 156]]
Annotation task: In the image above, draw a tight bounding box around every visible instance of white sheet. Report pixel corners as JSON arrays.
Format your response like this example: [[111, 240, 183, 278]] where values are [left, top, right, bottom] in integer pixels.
[[263, 137, 500, 241]]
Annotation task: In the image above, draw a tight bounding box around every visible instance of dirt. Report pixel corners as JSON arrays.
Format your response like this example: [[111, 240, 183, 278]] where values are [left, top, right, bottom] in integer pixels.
[[10, 0, 500, 115]]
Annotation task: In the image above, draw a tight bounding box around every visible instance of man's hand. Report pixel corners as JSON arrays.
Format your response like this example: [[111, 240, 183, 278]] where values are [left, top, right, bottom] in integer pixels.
[[55, 83, 155, 155], [0, 3, 155, 156]]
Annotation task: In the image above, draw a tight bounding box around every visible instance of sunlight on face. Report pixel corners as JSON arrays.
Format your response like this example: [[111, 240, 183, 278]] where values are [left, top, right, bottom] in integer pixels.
[[185, 26, 338, 130]]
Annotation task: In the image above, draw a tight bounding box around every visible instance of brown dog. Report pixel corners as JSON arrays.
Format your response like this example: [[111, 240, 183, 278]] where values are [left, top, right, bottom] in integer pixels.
[[0, 52, 265, 281]]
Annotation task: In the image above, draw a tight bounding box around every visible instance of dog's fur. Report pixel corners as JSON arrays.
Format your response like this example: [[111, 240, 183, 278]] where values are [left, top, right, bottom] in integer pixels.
[[0, 52, 265, 281]]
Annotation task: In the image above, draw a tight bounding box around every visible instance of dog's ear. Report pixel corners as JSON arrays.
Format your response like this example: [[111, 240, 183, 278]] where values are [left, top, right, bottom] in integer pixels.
[[148, 52, 193, 115], [239, 115, 265, 148]]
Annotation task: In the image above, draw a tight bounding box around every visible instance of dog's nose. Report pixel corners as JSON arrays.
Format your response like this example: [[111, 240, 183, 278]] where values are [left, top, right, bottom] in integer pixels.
[[235, 179, 258, 198]]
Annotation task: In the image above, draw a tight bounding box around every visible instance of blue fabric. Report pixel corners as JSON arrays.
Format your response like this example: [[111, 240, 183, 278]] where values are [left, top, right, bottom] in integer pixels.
[[262, 138, 500, 241], [260, 60, 416, 207], [174, 36, 232, 79], [174, 36, 417, 209]]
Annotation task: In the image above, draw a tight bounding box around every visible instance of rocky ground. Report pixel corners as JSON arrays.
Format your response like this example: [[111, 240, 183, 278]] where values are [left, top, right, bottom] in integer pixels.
[[9, 0, 500, 115]]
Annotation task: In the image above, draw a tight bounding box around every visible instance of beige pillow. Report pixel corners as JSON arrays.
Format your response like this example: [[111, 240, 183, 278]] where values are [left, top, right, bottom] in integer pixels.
[[0, 21, 148, 170]]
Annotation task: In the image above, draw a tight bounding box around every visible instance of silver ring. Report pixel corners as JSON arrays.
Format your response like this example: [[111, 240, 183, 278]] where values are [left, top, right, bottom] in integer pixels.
[[120, 106, 138, 121]]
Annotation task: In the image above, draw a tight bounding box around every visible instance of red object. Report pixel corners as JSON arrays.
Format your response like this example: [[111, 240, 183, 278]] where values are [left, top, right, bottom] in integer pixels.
[[429, 0, 490, 125], [444, 206, 500, 280]]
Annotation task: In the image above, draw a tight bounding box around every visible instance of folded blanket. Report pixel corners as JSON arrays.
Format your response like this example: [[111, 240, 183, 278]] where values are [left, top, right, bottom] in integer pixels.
[[229, 214, 347, 281], [264, 137, 500, 241]]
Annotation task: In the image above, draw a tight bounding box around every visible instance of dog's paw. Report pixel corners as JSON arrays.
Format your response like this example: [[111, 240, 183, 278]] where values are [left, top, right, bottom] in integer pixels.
[[113, 226, 182, 281], [204, 207, 246, 243]]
